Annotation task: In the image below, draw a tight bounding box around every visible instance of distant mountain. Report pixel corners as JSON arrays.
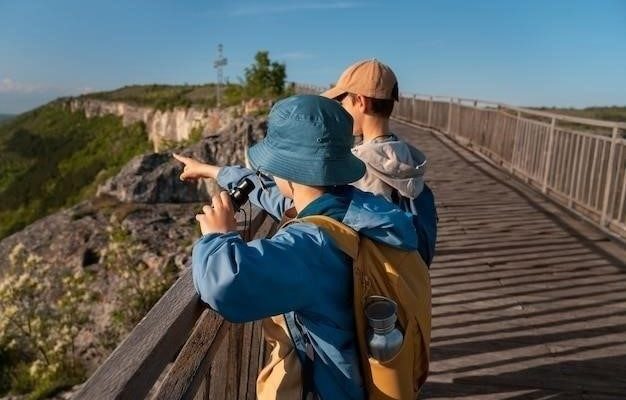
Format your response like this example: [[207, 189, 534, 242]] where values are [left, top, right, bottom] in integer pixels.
[[532, 106, 626, 123], [0, 113, 15, 123]]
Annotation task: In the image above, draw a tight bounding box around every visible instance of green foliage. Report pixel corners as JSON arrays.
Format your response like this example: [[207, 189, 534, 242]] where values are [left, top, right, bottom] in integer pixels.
[[0, 244, 93, 398], [222, 82, 246, 107], [243, 51, 287, 99], [84, 84, 217, 111], [158, 124, 204, 152], [188, 124, 204, 143], [0, 103, 151, 239], [533, 106, 626, 123], [221, 51, 288, 107]]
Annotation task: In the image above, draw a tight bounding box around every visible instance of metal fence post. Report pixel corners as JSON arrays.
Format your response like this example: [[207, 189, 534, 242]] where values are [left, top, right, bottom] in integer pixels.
[[601, 126, 620, 226], [446, 98, 453, 135], [510, 111, 522, 172], [542, 117, 556, 193], [427, 96, 433, 127]]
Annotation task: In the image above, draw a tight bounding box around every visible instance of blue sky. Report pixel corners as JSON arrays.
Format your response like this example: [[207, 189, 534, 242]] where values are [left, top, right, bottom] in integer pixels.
[[1, 0, 625, 113]]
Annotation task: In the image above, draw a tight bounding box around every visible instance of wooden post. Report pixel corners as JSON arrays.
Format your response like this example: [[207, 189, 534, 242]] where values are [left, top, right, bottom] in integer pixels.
[[601, 126, 620, 226], [542, 117, 556, 193], [427, 96, 433, 127], [412, 95, 417, 122]]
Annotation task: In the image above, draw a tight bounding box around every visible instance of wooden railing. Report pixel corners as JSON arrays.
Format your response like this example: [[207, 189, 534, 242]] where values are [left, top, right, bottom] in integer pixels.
[[294, 83, 626, 239], [75, 207, 277, 400]]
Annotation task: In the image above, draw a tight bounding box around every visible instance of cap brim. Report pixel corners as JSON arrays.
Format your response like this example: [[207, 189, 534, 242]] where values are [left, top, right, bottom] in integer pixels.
[[321, 86, 347, 100]]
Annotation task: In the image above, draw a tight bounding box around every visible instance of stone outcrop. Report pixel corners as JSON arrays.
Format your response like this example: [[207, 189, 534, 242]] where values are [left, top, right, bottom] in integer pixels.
[[67, 98, 269, 151], [96, 116, 266, 203]]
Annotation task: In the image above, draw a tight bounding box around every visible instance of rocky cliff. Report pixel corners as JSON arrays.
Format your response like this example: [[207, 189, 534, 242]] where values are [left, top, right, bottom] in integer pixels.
[[0, 114, 267, 391], [67, 98, 269, 151]]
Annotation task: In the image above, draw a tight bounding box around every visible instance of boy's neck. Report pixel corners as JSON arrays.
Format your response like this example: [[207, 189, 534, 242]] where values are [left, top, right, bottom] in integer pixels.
[[292, 184, 326, 214], [361, 116, 391, 143]]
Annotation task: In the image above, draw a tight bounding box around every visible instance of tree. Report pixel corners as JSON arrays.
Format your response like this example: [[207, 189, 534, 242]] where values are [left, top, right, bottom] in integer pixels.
[[243, 51, 286, 98]]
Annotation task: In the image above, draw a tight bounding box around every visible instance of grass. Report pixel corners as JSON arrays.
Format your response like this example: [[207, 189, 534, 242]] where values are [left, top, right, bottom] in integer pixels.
[[82, 83, 219, 110]]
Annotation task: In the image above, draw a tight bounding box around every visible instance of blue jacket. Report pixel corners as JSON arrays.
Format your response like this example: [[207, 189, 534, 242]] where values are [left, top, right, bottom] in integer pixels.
[[192, 166, 422, 399], [211, 165, 436, 266]]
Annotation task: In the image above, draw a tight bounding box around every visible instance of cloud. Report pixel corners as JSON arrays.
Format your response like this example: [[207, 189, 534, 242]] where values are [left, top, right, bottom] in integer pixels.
[[0, 77, 97, 96], [0, 77, 44, 94], [230, 2, 366, 16]]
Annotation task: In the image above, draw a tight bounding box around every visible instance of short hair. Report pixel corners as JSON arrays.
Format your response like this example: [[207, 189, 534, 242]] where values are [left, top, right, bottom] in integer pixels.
[[345, 91, 396, 118]]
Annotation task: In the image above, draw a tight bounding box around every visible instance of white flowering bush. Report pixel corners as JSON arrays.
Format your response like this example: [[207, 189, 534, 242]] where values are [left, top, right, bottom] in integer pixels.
[[0, 222, 179, 399], [100, 222, 177, 349], [0, 243, 94, 398]]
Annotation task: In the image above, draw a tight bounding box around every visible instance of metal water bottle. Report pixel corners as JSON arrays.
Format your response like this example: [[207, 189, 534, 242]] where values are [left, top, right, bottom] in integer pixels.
[[365, 296, 404, 362]]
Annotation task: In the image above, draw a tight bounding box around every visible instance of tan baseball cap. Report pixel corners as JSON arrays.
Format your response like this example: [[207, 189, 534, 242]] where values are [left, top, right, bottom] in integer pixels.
[[322, 59, 399, 101]]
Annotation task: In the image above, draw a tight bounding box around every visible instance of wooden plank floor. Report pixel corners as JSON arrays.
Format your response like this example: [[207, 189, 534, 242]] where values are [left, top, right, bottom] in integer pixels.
[[392, 121, 626, 400]]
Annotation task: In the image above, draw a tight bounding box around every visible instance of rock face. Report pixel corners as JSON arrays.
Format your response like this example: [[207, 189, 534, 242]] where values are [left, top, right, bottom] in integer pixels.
[[0, 113, 267, 270], [0, 113, 267, 383], [96, 116, 267, 203], [67, 98, 270, 152]]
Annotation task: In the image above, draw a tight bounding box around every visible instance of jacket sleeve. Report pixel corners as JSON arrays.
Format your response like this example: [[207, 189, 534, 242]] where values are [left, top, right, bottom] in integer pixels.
[[191, 224, 326, 322], [217, 166, 293, 221], [408, 184, 438, 267]]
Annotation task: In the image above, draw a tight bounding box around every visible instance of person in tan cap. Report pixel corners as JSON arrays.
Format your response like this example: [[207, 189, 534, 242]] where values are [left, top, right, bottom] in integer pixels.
[[323, 59, 437, 265]]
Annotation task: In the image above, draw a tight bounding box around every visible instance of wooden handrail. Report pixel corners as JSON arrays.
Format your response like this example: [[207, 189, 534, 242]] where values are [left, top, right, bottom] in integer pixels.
[[75, 205, 273, 400]]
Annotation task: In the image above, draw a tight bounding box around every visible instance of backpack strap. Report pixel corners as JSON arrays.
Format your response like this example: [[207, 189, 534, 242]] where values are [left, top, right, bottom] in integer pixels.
[[293, 215, 360, 259], [283, 312, 316, 400], [281, 215, 360, 399]]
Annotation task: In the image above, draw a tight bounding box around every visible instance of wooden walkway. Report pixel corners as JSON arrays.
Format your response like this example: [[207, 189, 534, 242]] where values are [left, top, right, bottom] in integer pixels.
[[393, 120, 626, 400]]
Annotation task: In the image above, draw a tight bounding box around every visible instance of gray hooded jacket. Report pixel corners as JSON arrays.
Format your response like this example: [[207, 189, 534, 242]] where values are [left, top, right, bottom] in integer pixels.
[[352, 134, 427, 201]]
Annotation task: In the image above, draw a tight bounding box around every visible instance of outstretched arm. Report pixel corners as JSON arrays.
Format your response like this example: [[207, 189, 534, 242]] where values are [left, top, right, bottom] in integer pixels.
[[173, 153, 292, 220], [173, 153, 221, 180]]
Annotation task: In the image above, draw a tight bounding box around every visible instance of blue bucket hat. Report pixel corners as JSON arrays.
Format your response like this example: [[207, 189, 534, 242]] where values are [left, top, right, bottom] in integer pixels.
[[247, 95, 366, 186]]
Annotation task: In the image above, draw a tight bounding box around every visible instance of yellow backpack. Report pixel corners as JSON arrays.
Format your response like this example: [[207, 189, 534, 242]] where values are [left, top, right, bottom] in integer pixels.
[[257, 215, 431, 400]]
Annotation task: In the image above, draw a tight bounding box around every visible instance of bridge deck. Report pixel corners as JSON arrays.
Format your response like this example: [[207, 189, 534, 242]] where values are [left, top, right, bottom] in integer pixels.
[[393, 121, 626, 400]]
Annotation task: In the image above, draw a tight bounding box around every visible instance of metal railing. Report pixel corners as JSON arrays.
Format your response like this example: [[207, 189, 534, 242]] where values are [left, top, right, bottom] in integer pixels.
[[296, 83, 626, 239], [392, 94, 626, 240]]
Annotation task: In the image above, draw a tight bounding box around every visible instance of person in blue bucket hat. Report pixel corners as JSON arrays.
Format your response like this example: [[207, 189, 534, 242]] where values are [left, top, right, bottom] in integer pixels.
[[175, 95, 425, 399]]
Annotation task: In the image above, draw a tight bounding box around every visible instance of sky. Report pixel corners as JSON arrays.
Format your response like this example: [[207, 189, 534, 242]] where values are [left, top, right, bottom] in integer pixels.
[[1, 0, 625, 114]]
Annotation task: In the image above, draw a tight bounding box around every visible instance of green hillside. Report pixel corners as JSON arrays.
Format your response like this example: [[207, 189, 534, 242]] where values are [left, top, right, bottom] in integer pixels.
[[533, 106, 626, 123], [82, 83, 218, 110], [80, 81, 278, 110], [0, 101, 151, 239]]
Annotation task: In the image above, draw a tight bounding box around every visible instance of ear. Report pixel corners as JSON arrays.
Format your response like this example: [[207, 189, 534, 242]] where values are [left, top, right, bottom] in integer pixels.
[[355, 94, 368, 113]]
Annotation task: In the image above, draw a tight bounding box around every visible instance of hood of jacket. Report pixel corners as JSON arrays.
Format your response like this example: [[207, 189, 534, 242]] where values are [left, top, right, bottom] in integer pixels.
[[352, 134, 427, 199]]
